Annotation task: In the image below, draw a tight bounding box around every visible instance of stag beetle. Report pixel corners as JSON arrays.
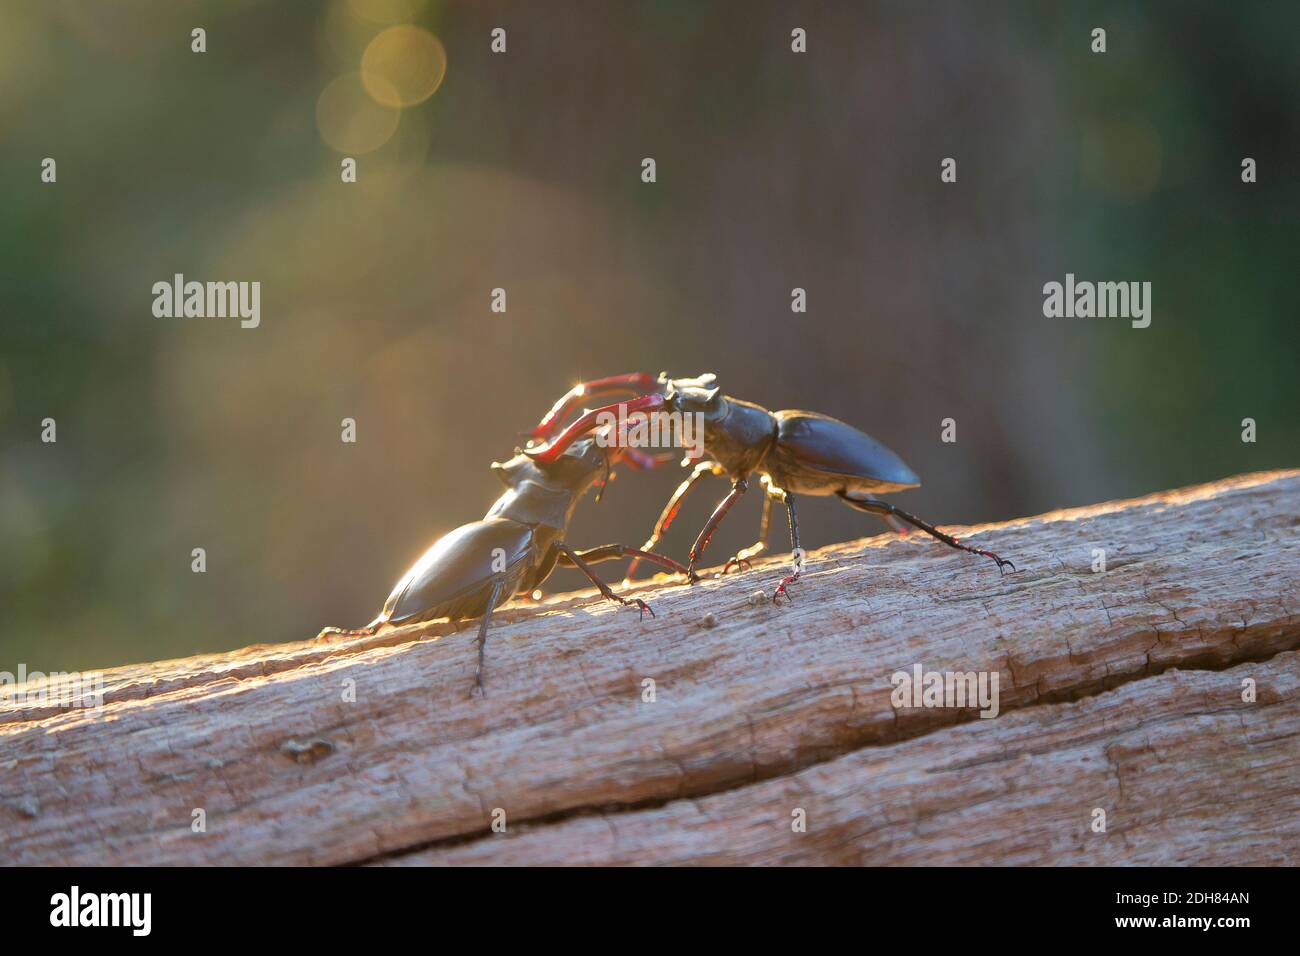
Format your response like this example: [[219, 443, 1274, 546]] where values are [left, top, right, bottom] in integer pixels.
[[523, 372, 1016, 603], [318, 436, 686, 695]]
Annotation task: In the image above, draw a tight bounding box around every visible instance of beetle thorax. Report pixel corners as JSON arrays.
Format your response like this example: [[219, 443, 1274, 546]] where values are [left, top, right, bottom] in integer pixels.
[[488, 440, 606, 529], [700, 396, 778, 479]]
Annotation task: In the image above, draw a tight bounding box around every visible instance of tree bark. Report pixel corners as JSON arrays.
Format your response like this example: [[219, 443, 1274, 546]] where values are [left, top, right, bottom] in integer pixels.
[[3, 470, 1298, 865]]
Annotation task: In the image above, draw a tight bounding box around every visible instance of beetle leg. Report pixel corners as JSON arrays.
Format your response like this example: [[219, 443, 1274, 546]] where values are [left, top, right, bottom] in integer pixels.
[[558, 543, 656, 620], [624, 460, 722, 583], [879, 513, 910, 537], [722, 493, 770, 574], [560, 543, 690, 577], [772, 493, 803, 605], [838, 494, 1017, 575], [471, 576, 507, 699], [721, 495, 768, 574], [723, 476, 785, 574], [686, 478, 749, 581]]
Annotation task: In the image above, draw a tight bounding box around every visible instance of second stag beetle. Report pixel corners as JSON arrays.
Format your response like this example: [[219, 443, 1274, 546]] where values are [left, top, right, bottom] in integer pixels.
[[522, 372, 1017, 602], [318, 435, 686, 696]]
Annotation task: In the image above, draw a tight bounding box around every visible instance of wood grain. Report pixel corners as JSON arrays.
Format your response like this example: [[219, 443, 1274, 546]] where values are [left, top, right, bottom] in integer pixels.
[[3, 470, 1297, 865]]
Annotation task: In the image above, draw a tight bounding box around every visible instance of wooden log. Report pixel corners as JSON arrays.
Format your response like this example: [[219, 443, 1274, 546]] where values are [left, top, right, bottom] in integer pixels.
[[391, 651, 1300, 866], [3, 470, 1297, 865]]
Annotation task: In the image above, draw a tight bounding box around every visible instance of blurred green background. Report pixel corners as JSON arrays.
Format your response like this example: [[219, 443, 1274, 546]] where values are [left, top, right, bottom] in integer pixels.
[[2, 1, 1297, 672]]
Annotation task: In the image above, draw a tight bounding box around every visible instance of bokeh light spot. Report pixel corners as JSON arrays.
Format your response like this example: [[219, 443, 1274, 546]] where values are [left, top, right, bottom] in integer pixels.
[[361, 26, 447, 108], [348, 0, 426, 25], [316, 71, 401, 154]]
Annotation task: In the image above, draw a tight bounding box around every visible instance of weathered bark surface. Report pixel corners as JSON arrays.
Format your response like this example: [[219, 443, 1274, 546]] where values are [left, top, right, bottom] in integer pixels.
[[3, 470, 1297, 866]]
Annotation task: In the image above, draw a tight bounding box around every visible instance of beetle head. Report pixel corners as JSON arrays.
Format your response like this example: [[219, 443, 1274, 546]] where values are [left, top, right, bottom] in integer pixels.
[[662, 373, 722, 418], [493, 436, 608, 494]]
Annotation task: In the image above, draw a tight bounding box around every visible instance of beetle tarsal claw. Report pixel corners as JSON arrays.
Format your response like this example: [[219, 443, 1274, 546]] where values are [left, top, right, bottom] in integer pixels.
[[721, 555, 753, 575], [772, 566, 802, 605], [973, 547, 1016, 575], [624, 598, 654, 620]]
